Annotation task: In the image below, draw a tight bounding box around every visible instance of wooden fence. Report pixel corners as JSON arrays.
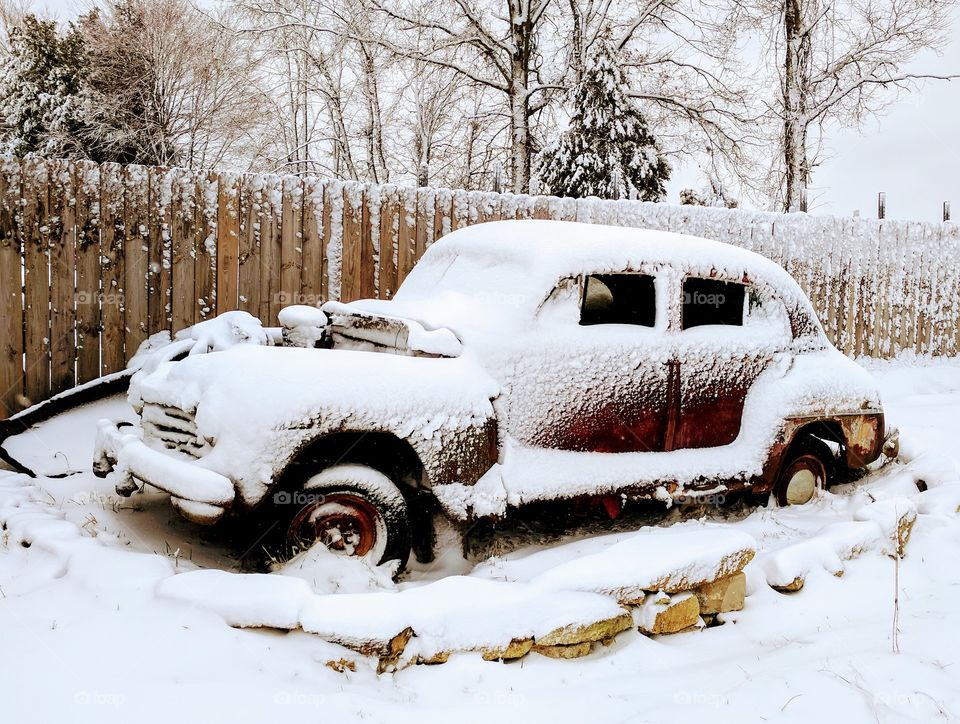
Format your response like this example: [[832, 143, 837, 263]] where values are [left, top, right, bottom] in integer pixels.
[[1, 155, 959, 419]]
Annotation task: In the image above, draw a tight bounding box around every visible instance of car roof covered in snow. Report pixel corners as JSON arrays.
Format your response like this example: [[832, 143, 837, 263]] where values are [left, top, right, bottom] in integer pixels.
[[418, 219, 778, 275], [352, 220, 823, 341]]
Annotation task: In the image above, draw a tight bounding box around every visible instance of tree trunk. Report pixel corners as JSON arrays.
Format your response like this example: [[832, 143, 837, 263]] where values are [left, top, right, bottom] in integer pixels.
[[568, 0, 585, 83], [359, 43, 388, 183], [508, 1, 533, 193], [319, 63, 358, 181], [509, 84, 530, 193], [782, 0, 810, 212]]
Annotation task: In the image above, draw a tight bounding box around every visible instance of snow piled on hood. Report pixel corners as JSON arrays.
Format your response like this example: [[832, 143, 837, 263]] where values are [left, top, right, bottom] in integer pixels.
[[130, 345, 499, 504]]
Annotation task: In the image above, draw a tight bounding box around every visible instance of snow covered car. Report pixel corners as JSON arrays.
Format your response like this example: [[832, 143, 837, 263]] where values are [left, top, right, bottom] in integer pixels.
[[93, 220, 893, 571]]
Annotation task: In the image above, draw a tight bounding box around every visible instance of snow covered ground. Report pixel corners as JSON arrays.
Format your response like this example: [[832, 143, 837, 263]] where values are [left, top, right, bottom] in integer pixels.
[[1, 356, 959, 723]]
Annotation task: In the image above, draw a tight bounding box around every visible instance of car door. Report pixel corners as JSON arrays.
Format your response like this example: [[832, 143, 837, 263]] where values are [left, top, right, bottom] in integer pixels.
[[672, 275, 792, 450], [500, 269, 673, 453]]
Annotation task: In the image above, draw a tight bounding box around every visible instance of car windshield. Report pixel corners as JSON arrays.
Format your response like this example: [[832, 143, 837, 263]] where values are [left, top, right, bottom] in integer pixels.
[[393, 248, 546, 315]]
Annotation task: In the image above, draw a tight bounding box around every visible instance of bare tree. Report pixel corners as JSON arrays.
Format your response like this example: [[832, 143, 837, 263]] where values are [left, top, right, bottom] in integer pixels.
[[234, 0, 395, 180], [0, 0, 29, 51], [338, 0, 392, 182], [760, 0, 957, 211], [367, 0, 561, 193], [229, 0, 763, 195], [79, 0, 266, 168], [394, 59, 458, 186]]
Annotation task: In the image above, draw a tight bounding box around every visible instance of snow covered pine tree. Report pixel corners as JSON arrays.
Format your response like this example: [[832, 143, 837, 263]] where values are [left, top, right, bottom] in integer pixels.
[[537, 35, 669, 201], [0, 15, 86, 157]]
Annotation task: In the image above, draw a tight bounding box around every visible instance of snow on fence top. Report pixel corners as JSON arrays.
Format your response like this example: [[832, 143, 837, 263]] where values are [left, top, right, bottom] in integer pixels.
[[0, 154, 958, 418]]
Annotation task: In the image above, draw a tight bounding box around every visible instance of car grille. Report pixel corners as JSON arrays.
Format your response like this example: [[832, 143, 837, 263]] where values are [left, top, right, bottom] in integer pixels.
[[140, 403, 209, 458]]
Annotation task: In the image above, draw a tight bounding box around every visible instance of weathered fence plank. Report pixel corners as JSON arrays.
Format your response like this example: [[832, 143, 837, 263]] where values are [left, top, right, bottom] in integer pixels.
[[280, 175, 302, 307], [100, 164, 125, 375], [377, 185, 399, 300], [301, 177, 324, 305], [260, 175, 282, 324], [48, 160, 76, 395], [124, 167, 150, 364], [217, 172, 241, 313], [0, 161, 23, 416], [238, 173, 262, 317], [22, 158, 50, 405], [341, 184, 363, 303], [320, 181, 336, 302], [75, 161, 101, 384], [396, 186, 418, 289], [195, 172, 218, 323], [171, 169, 197, 335], [148, 167, 172, 336]]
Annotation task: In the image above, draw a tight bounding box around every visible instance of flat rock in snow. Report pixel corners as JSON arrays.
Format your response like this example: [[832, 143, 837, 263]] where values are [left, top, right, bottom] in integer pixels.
[[474, 526, 757, 602]]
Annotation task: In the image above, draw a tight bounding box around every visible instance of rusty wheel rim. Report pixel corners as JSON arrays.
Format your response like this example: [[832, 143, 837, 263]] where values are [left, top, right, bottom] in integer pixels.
[[286, 493, 381, 558], [779, 453, 826, 506]]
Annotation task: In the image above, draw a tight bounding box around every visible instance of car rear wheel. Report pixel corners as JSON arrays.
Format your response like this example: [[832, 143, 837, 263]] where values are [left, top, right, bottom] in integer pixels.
[[774, 437, 833, 506], [282, 464, 411, 570]]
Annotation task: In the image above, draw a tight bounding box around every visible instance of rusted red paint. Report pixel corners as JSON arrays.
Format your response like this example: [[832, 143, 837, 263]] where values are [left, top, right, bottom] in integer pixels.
[[841, 413, 884, 467], [601, 495, 622, 519], [555, 358, 765, 455], [529, 409, 885, 515], [754, 412, 884, 496], [554, 401, 669, 453], [286, 492, 380, 557]]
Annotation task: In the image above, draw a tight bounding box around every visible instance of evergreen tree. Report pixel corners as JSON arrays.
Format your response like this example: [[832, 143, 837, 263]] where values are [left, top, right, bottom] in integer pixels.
[[537, 36, 670, 201], [0, 15, 87, 157]]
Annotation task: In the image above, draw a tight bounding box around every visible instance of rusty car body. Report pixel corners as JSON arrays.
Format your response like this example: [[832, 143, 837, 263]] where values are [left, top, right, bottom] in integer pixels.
[[93, 220, 892, 568]]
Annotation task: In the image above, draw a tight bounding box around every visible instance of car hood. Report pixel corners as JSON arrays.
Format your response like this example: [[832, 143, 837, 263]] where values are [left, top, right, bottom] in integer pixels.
[[134, 344, 498, 429], [129, 345, 499, 499]]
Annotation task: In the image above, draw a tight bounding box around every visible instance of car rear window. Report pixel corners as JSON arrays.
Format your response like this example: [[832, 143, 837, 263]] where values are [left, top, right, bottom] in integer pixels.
[[580, 274, 656, 327], [682, 277, 745, 329]]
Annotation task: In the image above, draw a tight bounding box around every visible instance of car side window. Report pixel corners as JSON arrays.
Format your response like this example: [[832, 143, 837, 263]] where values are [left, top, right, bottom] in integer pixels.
[[580, 273, 656, 327], [682, 277, 745, 329]]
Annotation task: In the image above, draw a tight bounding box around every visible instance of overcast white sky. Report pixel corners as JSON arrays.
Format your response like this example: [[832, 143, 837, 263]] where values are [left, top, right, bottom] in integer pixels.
[[30, 0, 960, 223]]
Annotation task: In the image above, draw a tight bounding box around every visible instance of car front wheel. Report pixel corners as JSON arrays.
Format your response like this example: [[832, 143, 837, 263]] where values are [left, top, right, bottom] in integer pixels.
[[282, 464, 411, 570], [774, 437, 833, 506]]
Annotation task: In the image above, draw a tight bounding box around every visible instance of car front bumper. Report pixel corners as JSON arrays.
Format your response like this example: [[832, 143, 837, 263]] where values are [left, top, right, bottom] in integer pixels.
[[93, 419, 234, 524]]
